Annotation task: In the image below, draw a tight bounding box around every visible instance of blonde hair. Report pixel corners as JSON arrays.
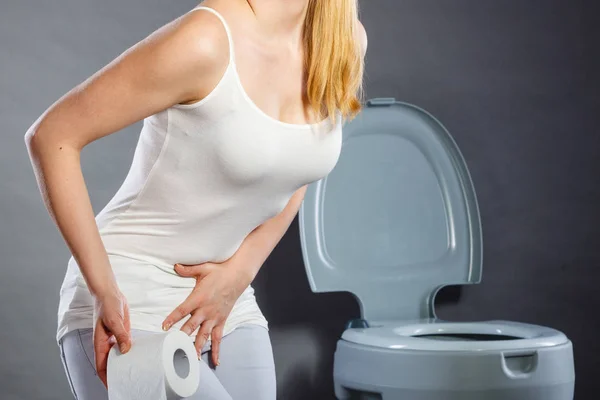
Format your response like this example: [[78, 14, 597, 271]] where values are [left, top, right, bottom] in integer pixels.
[[303, 0, 365, 126]]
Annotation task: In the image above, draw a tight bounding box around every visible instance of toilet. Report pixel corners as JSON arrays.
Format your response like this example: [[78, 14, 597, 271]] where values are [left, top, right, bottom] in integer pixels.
[[298, 98, 575, 400]]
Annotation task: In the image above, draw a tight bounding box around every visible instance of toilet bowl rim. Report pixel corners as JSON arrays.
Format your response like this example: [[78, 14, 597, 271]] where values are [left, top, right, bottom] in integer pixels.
[[340, 319, 570, 352]]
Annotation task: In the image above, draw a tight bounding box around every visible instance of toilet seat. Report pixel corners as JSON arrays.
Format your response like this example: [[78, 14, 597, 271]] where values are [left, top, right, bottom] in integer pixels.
[[342, 320, 569, 351]]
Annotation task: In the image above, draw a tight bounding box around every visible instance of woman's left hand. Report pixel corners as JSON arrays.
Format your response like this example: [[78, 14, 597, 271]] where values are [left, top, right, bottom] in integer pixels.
[[161, 260, 250, 366]]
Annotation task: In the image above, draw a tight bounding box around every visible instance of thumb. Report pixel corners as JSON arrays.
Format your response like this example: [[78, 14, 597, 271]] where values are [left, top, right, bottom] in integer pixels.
[[111, 319, 131, 354], [174, 263, 211, 277]]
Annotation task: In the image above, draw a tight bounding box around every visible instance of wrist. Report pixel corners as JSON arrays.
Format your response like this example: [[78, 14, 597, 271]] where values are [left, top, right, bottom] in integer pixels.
[[228, 259, 257, 292], [91, 277, 121, 302]]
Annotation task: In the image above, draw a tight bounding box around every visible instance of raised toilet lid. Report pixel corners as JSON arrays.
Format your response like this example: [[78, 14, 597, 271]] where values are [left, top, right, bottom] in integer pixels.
[[299, 98, 483, 322]]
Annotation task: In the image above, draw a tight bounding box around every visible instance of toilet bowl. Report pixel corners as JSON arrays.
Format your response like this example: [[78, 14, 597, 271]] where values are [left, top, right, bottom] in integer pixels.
[[298, 98, 575, 399]]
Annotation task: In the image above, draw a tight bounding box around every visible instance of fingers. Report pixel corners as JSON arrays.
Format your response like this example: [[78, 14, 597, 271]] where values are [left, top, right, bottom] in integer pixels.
[[94, 319, 111, 388], [180, 310, 206, 336], [195, 320, 216, 359], [123, 299, 131, 333], [112, 317, 131, 354], [211, 325, 224, 367], [162, 299, 194, 331], [174, 263, 213, 278], [99, 305, 131, 355]]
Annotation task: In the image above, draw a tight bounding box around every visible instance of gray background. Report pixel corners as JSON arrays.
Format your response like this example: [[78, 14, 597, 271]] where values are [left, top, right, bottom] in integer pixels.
[[2, 0, 598, 399]]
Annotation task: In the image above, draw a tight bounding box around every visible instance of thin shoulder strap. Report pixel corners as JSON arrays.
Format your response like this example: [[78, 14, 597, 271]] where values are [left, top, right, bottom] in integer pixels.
[[189, 6, 236, 65]]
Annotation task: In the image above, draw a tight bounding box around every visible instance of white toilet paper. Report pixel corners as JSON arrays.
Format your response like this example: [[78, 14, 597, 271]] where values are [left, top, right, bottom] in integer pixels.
[[107, 330, 200, 400]]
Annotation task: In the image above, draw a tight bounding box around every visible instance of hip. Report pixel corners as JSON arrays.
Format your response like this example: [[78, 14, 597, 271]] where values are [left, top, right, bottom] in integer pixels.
[[57, 274, 267, 342], [60, 254, 259, 313]]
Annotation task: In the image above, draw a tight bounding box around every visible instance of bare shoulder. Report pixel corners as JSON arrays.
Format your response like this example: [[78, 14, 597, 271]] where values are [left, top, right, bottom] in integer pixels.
[[162, 4, 242, 103], [163, 6, 235, 78], [176, 6, 233, 60]]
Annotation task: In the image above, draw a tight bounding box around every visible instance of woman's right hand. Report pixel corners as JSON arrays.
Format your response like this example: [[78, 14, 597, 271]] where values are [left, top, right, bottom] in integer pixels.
[[93, 289, 132, 388]]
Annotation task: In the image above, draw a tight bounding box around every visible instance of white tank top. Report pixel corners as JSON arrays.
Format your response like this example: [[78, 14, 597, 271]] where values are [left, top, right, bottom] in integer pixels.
[[56, 5, 343, 343]]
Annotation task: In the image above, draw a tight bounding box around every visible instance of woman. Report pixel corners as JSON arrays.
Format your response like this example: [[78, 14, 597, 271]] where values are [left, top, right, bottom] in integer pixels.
[[24, 0, 366, 398]]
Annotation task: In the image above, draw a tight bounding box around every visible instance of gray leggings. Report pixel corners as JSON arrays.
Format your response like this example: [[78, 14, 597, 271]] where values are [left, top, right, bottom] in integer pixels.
[[58, 324, 276, 400]]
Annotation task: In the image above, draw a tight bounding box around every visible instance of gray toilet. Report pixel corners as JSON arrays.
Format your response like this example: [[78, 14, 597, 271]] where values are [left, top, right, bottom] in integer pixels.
[[298, 98, 575, 400]]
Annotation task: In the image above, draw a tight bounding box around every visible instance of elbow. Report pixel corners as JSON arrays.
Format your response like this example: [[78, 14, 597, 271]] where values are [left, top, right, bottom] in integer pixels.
[[24, 126, 57, 165], [24, 114, 44, 149], [24, 126, 40, 158], [24, 128, 37, 147], [24, 121, 75, 160], [24, 125, 46, 161]]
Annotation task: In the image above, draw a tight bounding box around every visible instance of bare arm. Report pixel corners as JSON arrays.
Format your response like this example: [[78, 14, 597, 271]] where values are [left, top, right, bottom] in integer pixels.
[[23, 10, 229, 299], [23, 8, 234, 384], [228, 185, 308, 283]]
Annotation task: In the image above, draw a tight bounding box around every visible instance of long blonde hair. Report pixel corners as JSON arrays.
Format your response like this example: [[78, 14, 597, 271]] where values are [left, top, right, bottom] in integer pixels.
[[303, 0, 365, 126]]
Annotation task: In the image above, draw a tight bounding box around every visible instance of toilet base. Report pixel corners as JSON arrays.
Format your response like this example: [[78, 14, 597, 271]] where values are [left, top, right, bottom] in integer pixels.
[[333, 339, 575, 400], [336, 385, 574, 400]]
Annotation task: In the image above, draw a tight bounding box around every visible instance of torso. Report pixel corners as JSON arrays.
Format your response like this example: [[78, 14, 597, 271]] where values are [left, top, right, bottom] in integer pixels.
[[55, 3, 343, 343]]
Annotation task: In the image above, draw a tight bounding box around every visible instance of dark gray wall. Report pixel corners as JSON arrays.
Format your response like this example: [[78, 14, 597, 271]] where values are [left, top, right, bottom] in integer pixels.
[[2, 1, 598, 399]]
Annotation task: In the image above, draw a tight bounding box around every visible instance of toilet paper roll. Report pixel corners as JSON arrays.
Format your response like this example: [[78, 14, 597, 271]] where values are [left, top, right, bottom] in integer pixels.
[[107, 330, 200, 400]]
